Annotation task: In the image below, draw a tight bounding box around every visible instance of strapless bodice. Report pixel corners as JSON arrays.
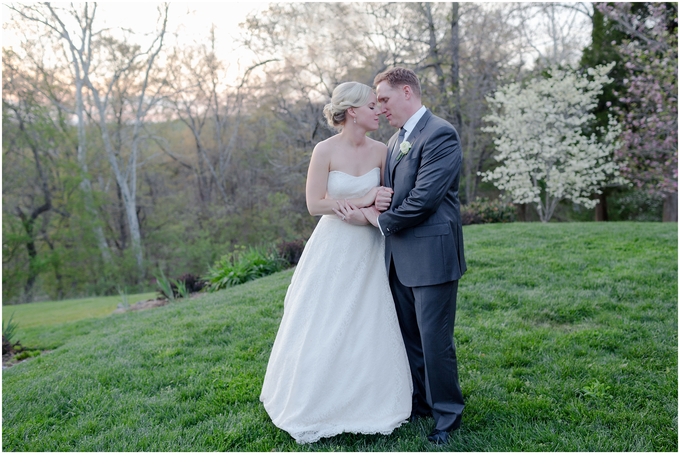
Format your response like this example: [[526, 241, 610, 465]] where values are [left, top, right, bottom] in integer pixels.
[[326, 167, 380, 200]]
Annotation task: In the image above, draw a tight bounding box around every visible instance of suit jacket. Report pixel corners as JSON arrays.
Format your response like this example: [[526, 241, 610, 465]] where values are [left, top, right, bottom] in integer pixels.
[[379, 109, 466, 287]]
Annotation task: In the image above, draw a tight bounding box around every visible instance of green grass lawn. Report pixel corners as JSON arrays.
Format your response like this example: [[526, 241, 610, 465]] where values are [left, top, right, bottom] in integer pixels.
[[2, 292, 157, 351], [2, 222, 677, 452], [5, 291, 157, 329]]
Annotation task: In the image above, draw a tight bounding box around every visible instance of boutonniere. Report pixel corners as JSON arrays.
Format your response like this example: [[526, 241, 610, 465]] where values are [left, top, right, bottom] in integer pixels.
[[397, 141, 412, 161]]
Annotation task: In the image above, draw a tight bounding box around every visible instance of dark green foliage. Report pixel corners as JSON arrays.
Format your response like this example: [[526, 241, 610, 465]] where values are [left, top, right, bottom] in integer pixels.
[[2, 312, 18, 345], [206, 245, 287, 292], [579, 6, 629, 133], [608, 188, 665, 221], [175, 273, 206, 294], [276, 239, 306, 266], [2, 222, 676, 452], [154, 270, 175, 300], [2, 312, 21, 356], [461, 199, 516, 225], [156, 273, 207, 300]]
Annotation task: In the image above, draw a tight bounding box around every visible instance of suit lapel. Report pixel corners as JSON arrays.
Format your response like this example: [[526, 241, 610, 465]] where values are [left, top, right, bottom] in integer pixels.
[[385, 131, 399, 187]]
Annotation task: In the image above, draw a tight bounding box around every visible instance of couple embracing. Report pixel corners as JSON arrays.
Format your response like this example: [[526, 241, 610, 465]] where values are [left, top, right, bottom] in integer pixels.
[[260, 67, 467, 446]]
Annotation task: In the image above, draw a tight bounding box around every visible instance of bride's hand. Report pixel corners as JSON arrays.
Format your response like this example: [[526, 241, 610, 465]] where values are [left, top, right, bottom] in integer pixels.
[[333, 200, 368, 225]]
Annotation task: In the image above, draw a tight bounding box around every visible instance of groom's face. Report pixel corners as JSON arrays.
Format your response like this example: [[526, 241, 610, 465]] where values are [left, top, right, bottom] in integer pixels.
[[376, 81, 408, 129]]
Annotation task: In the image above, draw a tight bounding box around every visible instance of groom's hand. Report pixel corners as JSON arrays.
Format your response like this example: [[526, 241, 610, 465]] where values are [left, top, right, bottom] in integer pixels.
[[375, 187, 393, 212]]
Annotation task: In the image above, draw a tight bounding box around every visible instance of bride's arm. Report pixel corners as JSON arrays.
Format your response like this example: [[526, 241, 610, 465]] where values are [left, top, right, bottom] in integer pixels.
[[334, 200, 369, 225], [306, 145, 378, 216]]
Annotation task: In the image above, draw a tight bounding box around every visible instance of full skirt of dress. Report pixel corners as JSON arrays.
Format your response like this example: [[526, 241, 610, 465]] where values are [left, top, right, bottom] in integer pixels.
[[260, 211, 413, 444]]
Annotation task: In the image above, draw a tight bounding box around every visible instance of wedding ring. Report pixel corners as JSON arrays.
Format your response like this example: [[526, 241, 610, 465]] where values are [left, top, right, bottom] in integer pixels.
[[341, 215, 346, 221]]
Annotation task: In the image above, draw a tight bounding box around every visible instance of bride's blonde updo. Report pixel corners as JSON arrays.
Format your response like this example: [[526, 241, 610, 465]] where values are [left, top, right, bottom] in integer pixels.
[[322, 82, 372, 129]]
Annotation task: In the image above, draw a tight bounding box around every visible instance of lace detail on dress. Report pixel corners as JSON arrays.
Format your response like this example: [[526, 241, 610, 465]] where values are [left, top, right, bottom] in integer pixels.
[[260, 167, 412, 444]]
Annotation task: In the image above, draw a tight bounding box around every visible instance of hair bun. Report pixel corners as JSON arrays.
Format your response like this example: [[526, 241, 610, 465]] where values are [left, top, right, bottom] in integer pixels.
[[323, 82, 372, 130]]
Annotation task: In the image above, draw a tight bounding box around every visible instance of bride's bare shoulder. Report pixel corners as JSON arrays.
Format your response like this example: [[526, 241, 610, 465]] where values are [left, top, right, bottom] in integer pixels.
[[366, 136, 388, 151], [311, 136, 342, 168], [313, 135, 341, 154]]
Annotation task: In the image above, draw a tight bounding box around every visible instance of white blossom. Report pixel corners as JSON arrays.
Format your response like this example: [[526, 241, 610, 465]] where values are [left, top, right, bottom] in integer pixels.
[[480, 64, 623, 222]]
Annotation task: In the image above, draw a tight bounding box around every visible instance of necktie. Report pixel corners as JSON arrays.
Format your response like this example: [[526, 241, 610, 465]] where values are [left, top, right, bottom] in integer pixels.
[[392, 128, 406, 160]]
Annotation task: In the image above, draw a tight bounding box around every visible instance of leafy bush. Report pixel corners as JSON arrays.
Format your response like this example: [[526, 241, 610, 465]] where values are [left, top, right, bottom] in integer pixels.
[[176, 280, 189, 299], [2, 312, 22, 356], [175, 273, 206, 295], [155, 272, 207, 300], [276, 239, 305, 265], [155, 270, 175, 300], [206, 245, 286, 292], [117, 286, 130, 309], [608, 189, 664, 221], [461, 199, 516, 225]]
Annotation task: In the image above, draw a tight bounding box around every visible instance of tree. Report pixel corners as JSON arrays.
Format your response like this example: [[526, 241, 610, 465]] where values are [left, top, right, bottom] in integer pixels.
[[2, 37, 92, 301], [5, 3, 114, 266], [2, 85, 61, 301], [578, 5, 631, 221], [84, 4, 169, 273], [158, 30, 276, 206], [480, 64, 622, 222], [8, 2, 170, 274], [453, 3, 528, 202], [397, 2, 521, 203], [511, 2, 594, 67], [598, 3, 678, 222]]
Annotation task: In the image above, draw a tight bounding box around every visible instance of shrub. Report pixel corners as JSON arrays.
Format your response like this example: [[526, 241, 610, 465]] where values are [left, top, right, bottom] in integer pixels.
[[155, 272, 206, 300], [461, 199, 516, 225], [176, 280, 189, 299], [155, 270, 175, 300], [608, 189, 664, 222], [175, 273, 207, 295], [277, 239, 305, 266], [2, 312, 22, 357], [206, 245, 286, 292]]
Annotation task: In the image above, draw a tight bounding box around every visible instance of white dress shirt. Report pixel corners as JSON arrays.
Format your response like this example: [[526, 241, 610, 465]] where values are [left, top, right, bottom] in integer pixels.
[[401, 105, 427, 141]]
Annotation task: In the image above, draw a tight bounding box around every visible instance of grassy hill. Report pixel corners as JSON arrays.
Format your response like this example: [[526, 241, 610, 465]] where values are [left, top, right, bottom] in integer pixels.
[[2, 222, 677, 452]]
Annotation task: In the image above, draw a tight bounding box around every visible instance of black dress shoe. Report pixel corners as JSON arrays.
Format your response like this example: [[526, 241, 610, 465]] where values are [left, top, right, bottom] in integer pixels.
[[427, 429, 449, 445]]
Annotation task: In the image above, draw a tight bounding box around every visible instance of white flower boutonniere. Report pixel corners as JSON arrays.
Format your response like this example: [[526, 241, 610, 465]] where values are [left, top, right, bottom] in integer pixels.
[[397, 141, 412, 161]]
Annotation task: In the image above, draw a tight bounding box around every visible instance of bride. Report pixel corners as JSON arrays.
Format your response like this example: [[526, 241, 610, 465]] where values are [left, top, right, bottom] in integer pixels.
[[260, 82, 412, 444]]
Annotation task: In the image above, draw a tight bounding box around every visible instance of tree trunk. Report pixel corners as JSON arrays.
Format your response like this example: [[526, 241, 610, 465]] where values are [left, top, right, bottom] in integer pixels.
[[91, 96, 145, 272], [420, 3, 446, 96], [449, 2, 462, 131], [517, 203, 527, 222], [116, 181, 128, 250], [595, 192, 609, 221], [43, 2, 113, 265], [69, 81, 108, 257], [16, 204, 49, 300], [42, 230, 65, 300], [663, 191, 678, 222], [82, 4, 168, 276]]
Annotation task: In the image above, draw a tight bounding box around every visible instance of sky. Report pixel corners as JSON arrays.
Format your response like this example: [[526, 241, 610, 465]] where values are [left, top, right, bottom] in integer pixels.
[[2, 1, 270, 82], [2, 1, 594, 79]]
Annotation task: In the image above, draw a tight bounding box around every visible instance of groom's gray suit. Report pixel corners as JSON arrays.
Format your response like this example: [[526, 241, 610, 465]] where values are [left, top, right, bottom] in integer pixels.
[[378, 109, 466, 433]]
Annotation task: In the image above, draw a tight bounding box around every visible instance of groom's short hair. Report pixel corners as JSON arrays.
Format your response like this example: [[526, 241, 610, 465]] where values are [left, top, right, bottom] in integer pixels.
[[374, 68, 421, 98]]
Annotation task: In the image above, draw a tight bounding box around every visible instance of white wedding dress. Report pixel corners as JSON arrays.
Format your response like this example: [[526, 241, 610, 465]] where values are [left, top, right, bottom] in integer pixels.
[[260, 167, 412, 444]]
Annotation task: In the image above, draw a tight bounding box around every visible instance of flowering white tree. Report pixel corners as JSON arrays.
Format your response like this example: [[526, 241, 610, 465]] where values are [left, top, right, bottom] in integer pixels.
[[480, 64, 623, 222]]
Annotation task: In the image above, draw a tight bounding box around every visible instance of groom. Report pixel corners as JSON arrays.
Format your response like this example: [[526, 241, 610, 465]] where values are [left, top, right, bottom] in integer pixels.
[[362, 67, 466, 445]]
